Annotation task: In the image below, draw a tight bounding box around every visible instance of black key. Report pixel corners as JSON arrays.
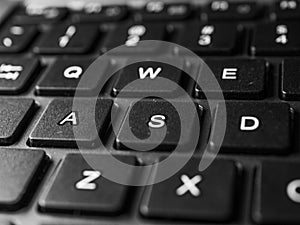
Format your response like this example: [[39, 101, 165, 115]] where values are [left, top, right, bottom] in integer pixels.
[[253, 161, 300, 224], [140, 158, 237, 222], [33, 24, 99, 54], [29, 98, 112, 148], [0, 98, 35, 145], [0, 149, 47, 210], [36, 58, 109, 96], [281, 59, 300, 100], [251, 22, 300, 56], [71, 4, 127, 22], [115, 98, 201, 151], [13, 7, 68, 24], [101, 23, 166, 54], [111, 60, 186, 97], [39, 154, 135, 215], [195, 59, 266, 99], [274, 0, 300, 20], [0, 24, 38, 53], [210, 102, 292, 154], [206, 1, 262, 20], [139, 2, 191, 21], [177, 22, 240, 55], [0, 57, 39, 94]]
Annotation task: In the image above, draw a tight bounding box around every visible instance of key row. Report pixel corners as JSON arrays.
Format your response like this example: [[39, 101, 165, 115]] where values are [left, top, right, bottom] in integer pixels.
[[11, 0, 300, 24], [2, 21, 300, 55], [0, 97, 292, 155], [4, 57, 300, 100], [1, 149, 300, 224]]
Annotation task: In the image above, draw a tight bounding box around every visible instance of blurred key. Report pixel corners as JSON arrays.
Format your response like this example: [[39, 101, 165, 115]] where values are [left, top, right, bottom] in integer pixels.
[[253, 161, 300, 224], [36, 58, 109, 96], [281, 59, 300, 100], [13, 7, 68, 24], [71, 4, 128, 22], [177, 22, 240, 55], [29, 98, 112, 148], [0, 149, 47, 210], [206, 1, 262, 20], [195, 59, 266, 99], [39, 154, 135, 215], [0, 57, 39, 94], [140, 158, 237, 222], [251, 22, 300, 56], [0, 24, 38, 53], [274, 0, 300, 19], [139, 1, 191, 21], [210, 102, 292, 154], [0, 98, 35, 145], [33, 24, 99, 54], [101, 23, 166, 54]]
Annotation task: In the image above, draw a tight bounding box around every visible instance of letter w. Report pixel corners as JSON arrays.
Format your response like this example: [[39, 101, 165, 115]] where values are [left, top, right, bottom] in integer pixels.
[[138, 67, 162, 79]]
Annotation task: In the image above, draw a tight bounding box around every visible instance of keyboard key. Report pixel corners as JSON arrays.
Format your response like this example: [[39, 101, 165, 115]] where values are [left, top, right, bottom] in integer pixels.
[[29, 98, 112, 148], [210, 102, 292, 154], [13, 7, 68, 24], [101, 23, 166, 54], [281, 59, 300, 100], [177, 22, 240, 55], [251, 22, 300, 56], [71, 4, 128, 22], [0, 57, 39, 94], [206, 1, 262, 20], [39, 154, 135, 215], [253, 161, 300, 224], [115, 98, 201, 151], [0, 24, 38, 53], [111, 60, 186, 97], [0, 98, 35, 145], [33, 24, 99, 54], [0, 149, 47, 210], [274, 0, 300, 20], [139, 2, 191, 21], [36, 58, 109, 96], [195, 59, 266, 99], [140, 158, 237, 222]]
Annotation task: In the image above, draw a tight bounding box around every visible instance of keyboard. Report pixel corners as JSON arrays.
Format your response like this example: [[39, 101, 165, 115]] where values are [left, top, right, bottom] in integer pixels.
[[0, 0, 300, 225]]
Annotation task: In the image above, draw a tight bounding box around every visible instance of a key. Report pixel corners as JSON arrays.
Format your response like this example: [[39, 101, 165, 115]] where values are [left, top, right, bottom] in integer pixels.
[[251, 22, 300, 56], [206, 1, 263, 20], [280, 59, 300, 100], [0, 98, 35, 145], [39, 154, 135, 215], [71, 4, 128, 22], [0, 57, 39, 94], [33, 24, 99, 54], [115, 98, 201, 151], [138, 2, 191, 21], [274, 0, 300, 20], [140, 158, 237, 222], [111, 60, 187, 97], [253, 161, 300, 224], [0, 149, 47, 210], [210, 102, 292, 154], [36, 58, 109, 96], [29, 98, 112, 148], [0, 24, 38, 53], [195, 59, 266, 99], [101, 23, 166, 54], [13, 7, 68, 24], [177, 22, 241, 55]]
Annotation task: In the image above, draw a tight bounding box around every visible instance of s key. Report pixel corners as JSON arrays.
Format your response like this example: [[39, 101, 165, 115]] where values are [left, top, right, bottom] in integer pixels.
[[251, 22, 300, 56]]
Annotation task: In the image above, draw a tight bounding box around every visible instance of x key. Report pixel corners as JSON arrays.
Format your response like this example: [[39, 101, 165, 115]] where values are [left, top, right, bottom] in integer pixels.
[[176, 174, 202, 197]]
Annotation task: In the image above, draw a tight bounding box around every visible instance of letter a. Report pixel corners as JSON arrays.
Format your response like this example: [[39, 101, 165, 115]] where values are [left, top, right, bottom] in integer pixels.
[[58, 111, 78, 126]]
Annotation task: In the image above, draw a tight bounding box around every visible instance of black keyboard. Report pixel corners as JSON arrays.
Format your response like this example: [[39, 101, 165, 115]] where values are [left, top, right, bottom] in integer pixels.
[[0, 0, 300, 225]]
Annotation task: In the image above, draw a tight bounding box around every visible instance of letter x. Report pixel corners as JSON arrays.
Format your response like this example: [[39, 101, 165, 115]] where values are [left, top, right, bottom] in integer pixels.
[[176, 174, 202, 197]]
